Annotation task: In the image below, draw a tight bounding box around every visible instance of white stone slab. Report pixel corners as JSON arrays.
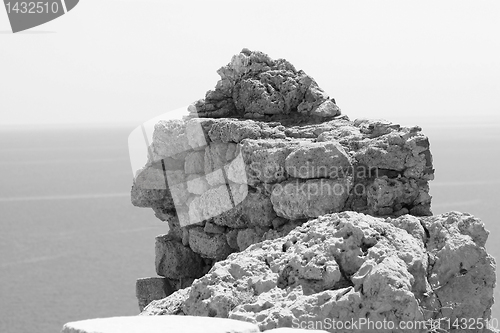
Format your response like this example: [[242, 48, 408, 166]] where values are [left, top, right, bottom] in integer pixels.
[[61, 315, 260, 333]]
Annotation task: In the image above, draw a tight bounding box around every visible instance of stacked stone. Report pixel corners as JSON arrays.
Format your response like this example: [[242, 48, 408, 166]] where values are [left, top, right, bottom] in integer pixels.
[[187, 47, 340, 120], [131, 49, 434, 310], [135, 277, 173, 312]]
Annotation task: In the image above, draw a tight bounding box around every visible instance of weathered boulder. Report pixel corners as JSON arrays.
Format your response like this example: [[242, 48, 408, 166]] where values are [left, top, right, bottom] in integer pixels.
[[188, 48, 340, 120], [284, 141, 352, 179], [135, 277, 173, 312], [130, 49, 436, 313], [142, 211, 496, 333], [132, 51, 434, 227], [132, 117, 434, 222], [132, 50, 433, 221], [270, 178, 350, 220], [131, 113, 433, 274], [57, 49, 496, 333], [188, 226, 234, 260], [155, 234, 204, 279]]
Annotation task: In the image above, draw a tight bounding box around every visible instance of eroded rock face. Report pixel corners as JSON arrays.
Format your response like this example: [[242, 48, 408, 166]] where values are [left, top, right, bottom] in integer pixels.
[[132, 116, 434, 267], [130, 49, 436, 311], [133, 118, 434, 220], [155, 234, 204, 279], [189, 48, 340, 120], [141, 212, 496, 333], [133, 118, 434, 215], [270, 178, 350, 219], [135, 277, 173, 312]]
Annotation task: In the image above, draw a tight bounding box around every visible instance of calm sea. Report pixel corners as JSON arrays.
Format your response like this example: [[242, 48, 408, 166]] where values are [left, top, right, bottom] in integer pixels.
[[0, 124, 498, 333]]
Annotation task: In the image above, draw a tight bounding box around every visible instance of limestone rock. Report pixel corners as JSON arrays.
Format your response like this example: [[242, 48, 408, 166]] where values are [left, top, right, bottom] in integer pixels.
[[127, 51, 500, 333], [284, 141, 352, 179], [165, 278, 197, 296], [188, 184, 247, 225], [134, 116, 433, 222], [155, 234, 204, 279], [152, 120, 191, 159], [165, 170, 189, 206], [204, 220, 226, 234], [204, 142, 238, 186], [152, 207, 184, 240], [270, 178, 351, 219], [241, 188, 276, 227], [131, 50, 436, 308], [142, 212, 495, 333], [366, 177, 421, 215], [142, 287, 191, 316], [225, 229, 240, 250], [132, 51, 434, 239], [188, 227, 234, 260], [185, 118, 212, 149], [186, 174, 210, 195], [131, 161, 171, 208], [189, 49, 340, 120], [136, 277, 173, 312], [240, 139, 295, 186], [236, 227, 266, 251], [422, 212, 495, 321], [185, 151, 205, 174], [208, 118, 286, 143]]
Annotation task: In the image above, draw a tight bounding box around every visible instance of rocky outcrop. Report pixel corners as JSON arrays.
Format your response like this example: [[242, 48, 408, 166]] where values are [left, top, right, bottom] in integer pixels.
[[130, 49, 436, 311], [187, 48, 340, 120], [134, 116, 434, 220], [142, 211, 496, 333], [58, 49, 496, 333]]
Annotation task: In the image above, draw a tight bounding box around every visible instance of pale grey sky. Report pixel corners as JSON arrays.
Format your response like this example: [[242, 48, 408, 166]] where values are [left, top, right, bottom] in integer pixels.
[[1, 0, 499, 129]]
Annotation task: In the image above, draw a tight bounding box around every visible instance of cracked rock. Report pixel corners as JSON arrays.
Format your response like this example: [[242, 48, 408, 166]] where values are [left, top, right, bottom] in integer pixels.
[[142, 211, 495, 333], [189, 49, 340, 120], [270, 178, 351, 220], [155, 234, 204, 279], [131, 49, 443, 315]]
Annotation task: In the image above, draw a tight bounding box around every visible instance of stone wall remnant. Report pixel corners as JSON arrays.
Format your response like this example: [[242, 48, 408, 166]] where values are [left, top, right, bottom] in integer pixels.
[[130, 49, 439, 316]]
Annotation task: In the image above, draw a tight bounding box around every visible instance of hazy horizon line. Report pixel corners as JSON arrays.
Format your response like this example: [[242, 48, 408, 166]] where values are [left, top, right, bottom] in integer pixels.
[[1, 113, 498, 130]]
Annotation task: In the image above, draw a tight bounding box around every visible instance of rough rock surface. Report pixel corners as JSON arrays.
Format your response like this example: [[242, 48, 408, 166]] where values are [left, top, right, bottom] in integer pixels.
[[188, 48, 340, 120], [130, 49, 436, 311], [155, 234, 205, 279], [142, 211, 495, 333], [136, 277, 173, 312], [131, 115, 435, 301]]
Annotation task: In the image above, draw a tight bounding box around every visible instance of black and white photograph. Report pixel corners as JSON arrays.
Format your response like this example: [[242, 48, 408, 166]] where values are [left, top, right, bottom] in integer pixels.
[[1, 1, 499, 332]]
